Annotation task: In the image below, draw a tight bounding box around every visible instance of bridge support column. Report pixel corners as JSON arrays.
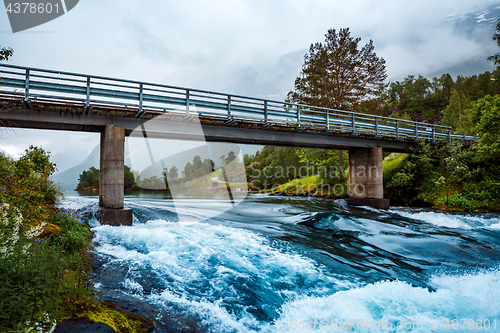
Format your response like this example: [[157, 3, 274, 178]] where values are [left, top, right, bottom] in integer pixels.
[[98, 124, 133, 226], [346, 147, 389, 209]]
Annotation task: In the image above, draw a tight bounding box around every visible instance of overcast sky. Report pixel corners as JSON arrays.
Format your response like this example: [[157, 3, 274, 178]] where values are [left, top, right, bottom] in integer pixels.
[[1, 0, 499, 171]]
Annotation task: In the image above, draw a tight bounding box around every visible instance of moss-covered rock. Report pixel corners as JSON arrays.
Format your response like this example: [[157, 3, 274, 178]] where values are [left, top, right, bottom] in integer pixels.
[[81, 306, 153, 333]]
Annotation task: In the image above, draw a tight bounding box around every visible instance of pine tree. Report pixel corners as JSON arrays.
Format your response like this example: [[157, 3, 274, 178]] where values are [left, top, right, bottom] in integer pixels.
[[288, 28, 387, 111]]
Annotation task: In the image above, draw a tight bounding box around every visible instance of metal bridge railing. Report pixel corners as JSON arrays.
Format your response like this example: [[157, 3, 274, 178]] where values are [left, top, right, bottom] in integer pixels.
[[0, 63, 476, 142]]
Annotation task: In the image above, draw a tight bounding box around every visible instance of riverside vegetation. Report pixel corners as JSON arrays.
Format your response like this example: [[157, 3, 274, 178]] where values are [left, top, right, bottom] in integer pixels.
[[243, 23, 500, 212], [242, 92, 500, 212], [0, 146, 151, 332], [225, 72, 500, 211]]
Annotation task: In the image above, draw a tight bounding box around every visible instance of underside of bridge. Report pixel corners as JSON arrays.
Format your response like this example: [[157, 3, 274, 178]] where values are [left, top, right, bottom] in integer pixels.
[[93, 126, 390, 226], [93, 125, 390, 226]]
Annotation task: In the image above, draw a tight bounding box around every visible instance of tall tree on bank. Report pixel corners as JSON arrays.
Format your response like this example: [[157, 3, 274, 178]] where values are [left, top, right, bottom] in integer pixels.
[[288, 28, 387, 111], [288, 28, 387, 170]]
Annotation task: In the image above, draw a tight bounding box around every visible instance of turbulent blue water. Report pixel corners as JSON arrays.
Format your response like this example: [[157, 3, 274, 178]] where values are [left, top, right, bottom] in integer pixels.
[[60, 193, 500, 332]]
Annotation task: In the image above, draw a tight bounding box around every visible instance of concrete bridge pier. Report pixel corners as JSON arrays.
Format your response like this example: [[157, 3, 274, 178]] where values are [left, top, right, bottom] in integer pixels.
[[98, 124, 133, 226], [346, 147, 390, 210]]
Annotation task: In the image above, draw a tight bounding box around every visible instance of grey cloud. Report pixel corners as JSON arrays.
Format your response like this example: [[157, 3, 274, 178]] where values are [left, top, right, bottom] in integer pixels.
[[1, 0, 500, 164]]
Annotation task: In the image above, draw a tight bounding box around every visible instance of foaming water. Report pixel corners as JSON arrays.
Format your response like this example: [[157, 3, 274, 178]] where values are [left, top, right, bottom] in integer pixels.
[[387, 208, 500, 230], [269, 268, 500, 333], [62, 194, 500, 332], [93, 219, 351, 331]]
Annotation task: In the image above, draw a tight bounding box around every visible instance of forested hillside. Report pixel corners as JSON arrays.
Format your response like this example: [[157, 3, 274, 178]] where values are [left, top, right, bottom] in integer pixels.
[[355, 70, 500, 134], [243, 22, 500, 211]]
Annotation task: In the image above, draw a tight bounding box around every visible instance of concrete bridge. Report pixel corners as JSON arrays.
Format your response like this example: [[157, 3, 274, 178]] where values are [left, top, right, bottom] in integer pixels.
[[0, 64, 475, 225]]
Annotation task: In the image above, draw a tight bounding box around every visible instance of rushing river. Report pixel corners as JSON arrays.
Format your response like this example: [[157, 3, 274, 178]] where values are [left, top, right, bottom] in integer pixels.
[[60, 193, 500, 332]]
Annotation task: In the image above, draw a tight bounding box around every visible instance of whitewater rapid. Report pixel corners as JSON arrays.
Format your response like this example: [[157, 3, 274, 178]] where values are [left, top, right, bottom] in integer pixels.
[[61, 194, 500, 332]]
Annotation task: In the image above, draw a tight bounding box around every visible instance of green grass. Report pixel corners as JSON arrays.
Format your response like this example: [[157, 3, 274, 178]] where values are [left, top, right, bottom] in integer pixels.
[[269, 175, 347, 197], [383, 153, 408, 174], [173, 169, 250, 191], [271, 175, 318, 194]]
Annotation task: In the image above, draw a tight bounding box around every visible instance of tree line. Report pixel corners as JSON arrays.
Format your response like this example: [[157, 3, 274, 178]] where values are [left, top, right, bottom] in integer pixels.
[[75, 152, 240, 191]]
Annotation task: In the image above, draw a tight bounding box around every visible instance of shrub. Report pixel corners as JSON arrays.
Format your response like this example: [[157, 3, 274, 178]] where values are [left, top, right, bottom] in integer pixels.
[[0, 147, 98, 331]]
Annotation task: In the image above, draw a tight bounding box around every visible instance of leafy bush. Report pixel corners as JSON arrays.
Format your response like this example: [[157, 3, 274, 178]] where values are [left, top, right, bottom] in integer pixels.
[[436, 193, 476, 211], [385, 97, 500, 211], [385, 142, 436, 205], [51, 208, 92, 253], [0, 147, 98, 332], [76, 166, 100, 190]]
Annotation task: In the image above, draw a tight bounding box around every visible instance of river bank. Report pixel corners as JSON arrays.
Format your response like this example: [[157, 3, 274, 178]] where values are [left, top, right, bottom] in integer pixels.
[[0, 148, 155, 333], [262, 150, 500, 214]]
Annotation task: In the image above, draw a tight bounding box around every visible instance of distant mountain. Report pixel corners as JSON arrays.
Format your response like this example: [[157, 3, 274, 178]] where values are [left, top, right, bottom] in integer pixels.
[[434, 4, 500, 79], [51, 151, 87, 174], [53, 144, 100, 193]]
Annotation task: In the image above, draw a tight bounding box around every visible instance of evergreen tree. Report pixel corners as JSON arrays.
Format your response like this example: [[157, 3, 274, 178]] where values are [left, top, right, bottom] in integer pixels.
[[183, 162, 194, 180], [287, 28, 386, 174], [288, 27, 387, 111], [76, 166, 100, 190], [123, 165, 137, 190], [76, 165, 137, 190], [470, 94, 500, 162], [442, 89, 473, 134], [167, 166, 178, 180], [192, 155, 202, 170]]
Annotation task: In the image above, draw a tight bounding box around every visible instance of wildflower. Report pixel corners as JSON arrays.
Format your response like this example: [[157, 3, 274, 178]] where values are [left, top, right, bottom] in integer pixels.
[[25, 222, 46, 239], [0, 203, 23, 258]]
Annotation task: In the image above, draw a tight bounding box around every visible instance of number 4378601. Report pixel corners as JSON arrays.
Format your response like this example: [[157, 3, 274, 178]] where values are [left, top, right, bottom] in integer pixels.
[[443, 319, 496, 330], [5, 2, 60, 14]]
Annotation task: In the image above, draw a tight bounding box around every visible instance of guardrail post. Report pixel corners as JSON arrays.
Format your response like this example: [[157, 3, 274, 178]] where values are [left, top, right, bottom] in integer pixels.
[[83, 76, 92, 115], [297, 105, 301, 127], [139, 83, 143, 112], [326, 109, 330, 131], [22, 68, 33, 110], [186, 89, 190, 116], [375, 116, 379, 137], [396, 120, 399, 138], [133, 83, 145, 118], [264, 100, 268, 123], [432, 125, 435, 142], [86, 77, 90, 104], [448, 128, 451, 143], [414, 123, 418, 141], [227, 95, 232, 118], [24, 69, 30, 99], [351, 113, 356, 133]]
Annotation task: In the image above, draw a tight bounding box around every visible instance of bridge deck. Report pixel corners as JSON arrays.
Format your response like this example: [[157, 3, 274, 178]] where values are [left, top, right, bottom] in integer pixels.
[[0, 64, 475, 152]]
